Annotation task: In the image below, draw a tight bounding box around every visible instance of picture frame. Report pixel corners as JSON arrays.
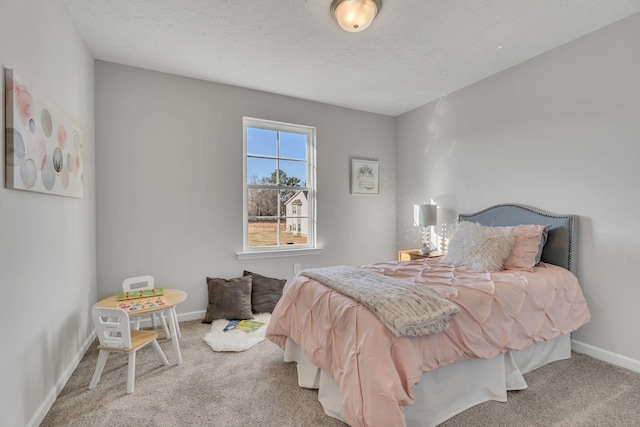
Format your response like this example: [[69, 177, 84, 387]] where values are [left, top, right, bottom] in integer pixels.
[[351, 159, 380, 195]]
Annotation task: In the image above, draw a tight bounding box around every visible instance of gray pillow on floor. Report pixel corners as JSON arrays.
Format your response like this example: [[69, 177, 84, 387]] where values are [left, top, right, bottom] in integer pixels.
[[243, 270, 286, 314], [203, 276, 254, 323]]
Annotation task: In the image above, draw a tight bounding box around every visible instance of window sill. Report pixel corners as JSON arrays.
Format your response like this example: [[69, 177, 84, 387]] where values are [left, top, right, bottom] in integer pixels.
[[236, 247, 323, 260]]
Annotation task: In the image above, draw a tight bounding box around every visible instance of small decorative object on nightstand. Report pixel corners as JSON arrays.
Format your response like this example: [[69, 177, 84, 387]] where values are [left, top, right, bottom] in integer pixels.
[[440, 221, 454, 254], [398, 249, 444, 261]]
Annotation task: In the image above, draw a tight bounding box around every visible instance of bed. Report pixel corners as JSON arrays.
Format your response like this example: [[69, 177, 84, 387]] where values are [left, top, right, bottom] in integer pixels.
[[265, 204, 591, 427]]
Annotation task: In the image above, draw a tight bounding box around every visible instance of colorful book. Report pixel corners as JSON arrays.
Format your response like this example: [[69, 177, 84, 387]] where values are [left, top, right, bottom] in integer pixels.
[[116, 296, 167, 311], [235, 319, 265, 333], [223, 320, 240, 332], [117, 288, 164, 301]]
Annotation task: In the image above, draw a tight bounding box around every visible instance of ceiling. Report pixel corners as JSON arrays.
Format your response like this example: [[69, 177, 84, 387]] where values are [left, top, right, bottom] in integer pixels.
[[63, 0, 640, 117]]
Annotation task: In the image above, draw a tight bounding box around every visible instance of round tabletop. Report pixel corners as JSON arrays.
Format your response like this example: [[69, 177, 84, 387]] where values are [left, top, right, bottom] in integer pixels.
[[95, 288, 187, 314]]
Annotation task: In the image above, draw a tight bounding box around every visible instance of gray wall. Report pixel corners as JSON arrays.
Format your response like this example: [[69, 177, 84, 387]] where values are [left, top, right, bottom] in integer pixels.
[[397, 13, 640, 368], [0, 0, 96, 426], [95, 61, 397, 317]]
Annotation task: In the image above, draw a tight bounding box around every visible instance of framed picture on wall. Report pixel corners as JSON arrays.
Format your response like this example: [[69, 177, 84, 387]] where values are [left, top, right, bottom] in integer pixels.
[[351, 159, 380, 195]]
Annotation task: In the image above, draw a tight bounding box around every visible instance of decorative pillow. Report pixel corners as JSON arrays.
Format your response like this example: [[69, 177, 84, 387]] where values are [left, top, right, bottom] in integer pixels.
[[203, 276, 254, 323], [243, 270, 286, 313], [535, 224, 552, 265], [442, 222, 515, 271], [502, 224, 549, 271]]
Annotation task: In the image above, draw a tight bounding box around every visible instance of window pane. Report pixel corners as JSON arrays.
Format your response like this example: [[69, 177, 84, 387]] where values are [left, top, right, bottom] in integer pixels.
[[247, 128, 277, 157], [248, 218, 279, 247], [282, 217, 309, 245], [280, 132, 307, 160], [247, 157, 277, 185], [248, 188, 279, 217], [279, 160, 306, 187]]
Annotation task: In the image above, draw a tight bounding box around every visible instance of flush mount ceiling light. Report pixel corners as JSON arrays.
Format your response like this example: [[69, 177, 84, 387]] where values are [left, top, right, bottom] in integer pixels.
[[331, 0, 382, 33]]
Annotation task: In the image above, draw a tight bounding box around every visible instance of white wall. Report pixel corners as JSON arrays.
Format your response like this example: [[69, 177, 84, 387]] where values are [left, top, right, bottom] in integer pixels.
[[95, 62, 397, 316], [0, 1, 96, 426], [397, 13, 640, 368]]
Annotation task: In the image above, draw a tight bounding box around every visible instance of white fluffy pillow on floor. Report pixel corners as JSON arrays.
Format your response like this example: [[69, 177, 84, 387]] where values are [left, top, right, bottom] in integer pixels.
[[203, 313, 271, 352], [442, 222, 515, 271]]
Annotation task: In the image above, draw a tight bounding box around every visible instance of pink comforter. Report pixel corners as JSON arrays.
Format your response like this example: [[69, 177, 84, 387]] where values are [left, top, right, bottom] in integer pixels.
[[265, 259, 590, 427]]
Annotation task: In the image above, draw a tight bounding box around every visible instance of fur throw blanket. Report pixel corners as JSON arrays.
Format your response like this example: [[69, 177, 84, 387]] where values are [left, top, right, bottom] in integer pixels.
[[300, 266, 460, 337]]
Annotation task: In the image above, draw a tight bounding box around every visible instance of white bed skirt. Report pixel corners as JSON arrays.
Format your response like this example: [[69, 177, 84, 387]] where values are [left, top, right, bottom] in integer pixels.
[[283, 335, 571, 427]]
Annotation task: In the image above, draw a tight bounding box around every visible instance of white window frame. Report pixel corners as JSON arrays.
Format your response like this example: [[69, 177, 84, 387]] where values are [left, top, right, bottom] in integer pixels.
[[237, 117, 320, 259]]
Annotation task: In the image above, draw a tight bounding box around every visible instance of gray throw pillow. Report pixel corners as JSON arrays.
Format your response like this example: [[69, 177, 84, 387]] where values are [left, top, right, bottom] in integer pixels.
[[535, 225, 552, 265], [243, 270, 286, 314], [203, 276, 254, 323]]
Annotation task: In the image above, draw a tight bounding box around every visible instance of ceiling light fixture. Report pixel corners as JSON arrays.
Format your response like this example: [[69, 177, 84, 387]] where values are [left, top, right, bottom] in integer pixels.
[[331, 0, 381, 33]]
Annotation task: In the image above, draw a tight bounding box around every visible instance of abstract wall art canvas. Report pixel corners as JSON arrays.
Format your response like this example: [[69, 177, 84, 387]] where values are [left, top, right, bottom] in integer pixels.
[[5, 68, 84, 198]]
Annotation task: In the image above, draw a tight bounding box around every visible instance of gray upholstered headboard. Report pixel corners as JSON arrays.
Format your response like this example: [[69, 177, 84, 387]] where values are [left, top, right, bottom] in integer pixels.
[[459, 204, 578, 274]]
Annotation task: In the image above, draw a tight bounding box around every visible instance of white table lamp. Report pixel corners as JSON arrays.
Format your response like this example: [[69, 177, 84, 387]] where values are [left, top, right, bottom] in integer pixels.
[[413, 204, 438, 254]]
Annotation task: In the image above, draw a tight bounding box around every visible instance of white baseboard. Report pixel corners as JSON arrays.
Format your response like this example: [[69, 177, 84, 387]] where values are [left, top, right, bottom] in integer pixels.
[[176, 309, 205, 322], [572, 339, 640, 373], [27, 329, 96, 427]]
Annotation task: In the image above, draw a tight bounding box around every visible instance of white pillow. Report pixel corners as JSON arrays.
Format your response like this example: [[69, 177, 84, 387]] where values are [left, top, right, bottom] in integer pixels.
[[442, 222, 515, 271]]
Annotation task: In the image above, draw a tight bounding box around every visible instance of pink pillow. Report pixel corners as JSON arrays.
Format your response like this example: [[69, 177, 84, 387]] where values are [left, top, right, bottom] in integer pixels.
[[502, 224, 547, 271]]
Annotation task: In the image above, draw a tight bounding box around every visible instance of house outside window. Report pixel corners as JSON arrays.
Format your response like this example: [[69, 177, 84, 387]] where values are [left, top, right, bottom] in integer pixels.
[[242, 117, 316, 255], [285, 195, 306, 237]]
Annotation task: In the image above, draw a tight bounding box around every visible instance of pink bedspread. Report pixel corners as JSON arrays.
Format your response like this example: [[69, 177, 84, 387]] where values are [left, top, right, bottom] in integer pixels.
[[265, 259, 590, 427]]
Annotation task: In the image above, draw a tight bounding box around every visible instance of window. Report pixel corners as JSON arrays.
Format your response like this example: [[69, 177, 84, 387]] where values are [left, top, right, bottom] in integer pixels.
[[242, 117, 317, 256]]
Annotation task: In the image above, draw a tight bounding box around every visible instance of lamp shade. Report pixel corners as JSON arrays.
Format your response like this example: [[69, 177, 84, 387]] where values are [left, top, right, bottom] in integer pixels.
[[413, 204, 437, 227], [331, 0, 381, 32]]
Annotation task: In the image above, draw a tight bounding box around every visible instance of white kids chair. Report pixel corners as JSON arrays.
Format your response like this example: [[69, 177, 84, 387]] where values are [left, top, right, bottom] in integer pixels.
[[89, 307, 170, 394], [122, 275, 177, 339]]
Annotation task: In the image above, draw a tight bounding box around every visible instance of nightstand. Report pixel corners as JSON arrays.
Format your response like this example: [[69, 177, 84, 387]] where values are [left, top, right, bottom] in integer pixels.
[[398, 249, 444, 261]]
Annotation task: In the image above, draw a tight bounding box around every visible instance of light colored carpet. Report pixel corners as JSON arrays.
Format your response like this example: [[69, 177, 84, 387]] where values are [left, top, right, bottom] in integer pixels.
[[42, 320, 640, 426]]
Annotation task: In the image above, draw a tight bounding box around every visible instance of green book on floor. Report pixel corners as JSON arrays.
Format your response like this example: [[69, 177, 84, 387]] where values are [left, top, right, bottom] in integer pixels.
[[235, 320, 265, 333]]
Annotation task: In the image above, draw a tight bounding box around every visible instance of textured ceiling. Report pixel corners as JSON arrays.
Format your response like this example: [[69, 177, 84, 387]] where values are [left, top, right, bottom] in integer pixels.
[[63, 0, 640, 116]]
